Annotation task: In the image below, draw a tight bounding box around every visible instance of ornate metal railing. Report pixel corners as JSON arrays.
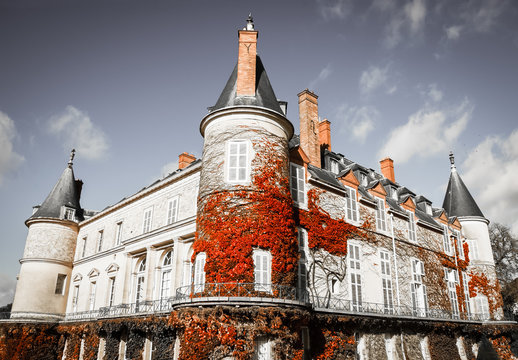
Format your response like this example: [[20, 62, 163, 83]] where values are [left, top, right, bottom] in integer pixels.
[[64, 283, 513, 323]]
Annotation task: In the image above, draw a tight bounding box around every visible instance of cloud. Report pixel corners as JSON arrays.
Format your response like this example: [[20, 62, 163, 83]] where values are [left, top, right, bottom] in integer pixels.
[[337, 104, 378, 143], [0, 274, 16, 306], [461, 129, 518, 235], [422, 83, 443, 102], [0, 111, 24, 185], [317, 0, 352, 20], [360, 65, 389, 94], [48, 106, 109, 160], [381, 0, 427, 48], [160, 161, 179, 178], [309, 64, 333, 89], [378, 99, 471, 163], [445, 25, 463, 40]]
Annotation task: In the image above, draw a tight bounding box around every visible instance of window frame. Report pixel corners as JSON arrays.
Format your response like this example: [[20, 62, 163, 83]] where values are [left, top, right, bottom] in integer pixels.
[[54, 274, 67, 295], [97, 230, 104, 253], [142, 207, 153, 234], [166, 196, 180, 225], [344, 186, 359, 223], [379, 250, 394, 314], [115, 221, 123, 246], [108, 276, 116, 307], [348, 242, 362, 311], [376, 197, 387, 232], [442, 225, 452, 255], [407, 210, 417, 242], [226, 140, 250, 183], [193, 252, 206, 293], [290, 163, 306, 207], [253, 249, 272, 292]]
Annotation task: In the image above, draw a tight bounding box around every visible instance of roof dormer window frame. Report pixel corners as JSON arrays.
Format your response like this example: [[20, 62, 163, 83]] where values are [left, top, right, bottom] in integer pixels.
[[61, 206, 75, 221]]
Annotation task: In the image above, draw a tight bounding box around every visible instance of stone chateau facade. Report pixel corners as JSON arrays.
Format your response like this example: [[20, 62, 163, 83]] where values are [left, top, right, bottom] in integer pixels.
[[3, 15, 517, 360]]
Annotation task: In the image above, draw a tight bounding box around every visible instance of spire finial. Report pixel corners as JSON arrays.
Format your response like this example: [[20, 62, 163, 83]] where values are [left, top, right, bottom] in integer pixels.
[[245, 13, 254, 31], [68, 149, 76, 167], [449, 151, 456, 170]]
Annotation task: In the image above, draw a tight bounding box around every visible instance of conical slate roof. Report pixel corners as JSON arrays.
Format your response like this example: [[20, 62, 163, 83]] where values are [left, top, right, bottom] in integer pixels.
[[442, 166, 484, 219], [211, 55, 283, 114], [28, 161, 84, 223]]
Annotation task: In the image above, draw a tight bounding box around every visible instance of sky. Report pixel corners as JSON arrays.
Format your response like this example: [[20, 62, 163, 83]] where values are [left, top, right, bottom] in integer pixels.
[[0, 0, 517, 306]]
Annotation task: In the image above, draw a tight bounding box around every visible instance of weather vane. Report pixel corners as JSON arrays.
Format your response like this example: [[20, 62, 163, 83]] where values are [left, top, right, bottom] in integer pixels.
[[68, 149, 76, 167]]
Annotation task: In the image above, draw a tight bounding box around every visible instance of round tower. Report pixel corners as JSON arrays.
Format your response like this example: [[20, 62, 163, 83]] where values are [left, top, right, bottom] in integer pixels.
[[442, 152, 494, 267], [195, 16, 297, 287], [11, 150, 83, 321]]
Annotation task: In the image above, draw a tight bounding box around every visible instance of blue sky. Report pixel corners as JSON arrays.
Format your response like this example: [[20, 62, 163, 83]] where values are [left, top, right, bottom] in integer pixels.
[[0, 0, 517, 306]]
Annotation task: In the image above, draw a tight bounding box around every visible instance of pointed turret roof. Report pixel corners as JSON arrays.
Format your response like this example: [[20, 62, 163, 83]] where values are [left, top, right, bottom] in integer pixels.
[[28, 150, 84, 223], [442, 152, 484, 218], [211, 56, 283, 114]]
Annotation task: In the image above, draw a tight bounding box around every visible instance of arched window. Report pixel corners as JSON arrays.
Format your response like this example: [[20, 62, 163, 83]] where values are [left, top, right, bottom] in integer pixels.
[[135, 257, 146, 304], [160, 250, 173, 301], [193, 252, 206, 293]]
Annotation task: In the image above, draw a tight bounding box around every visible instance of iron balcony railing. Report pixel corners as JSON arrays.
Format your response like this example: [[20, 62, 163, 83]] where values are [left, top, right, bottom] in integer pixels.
[[64, 282, 513, 323]]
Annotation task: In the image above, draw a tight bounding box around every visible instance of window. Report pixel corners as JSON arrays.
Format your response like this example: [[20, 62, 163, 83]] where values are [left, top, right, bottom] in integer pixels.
[[72, 284, 80, 312], [182, 261, 192, 287], [160, 250, 172, 300], [376, 198, 387, 232], [359, 172, 368, 186], [410, 258, 428, 316], [453, 230, 463, 259], [348, 243, 362, 311], [64, 207, 75, 220], [462, 272, 471, 317], [108, 277, 116, 307], [466, 239, 479, 260], [297, 229, 308, 301], [227, 140, 249, 182], [474, 295, 490, 320], [89, 281, 97, 311], [81, 237, 87, 258], [97, 230, 104, 253], [254, 337, 271, 360], [55, 274, 67, 295], [290, 163, 306, 206], [444, 268, 459, 318], [193, 253, 206, 293], [166, 197, 179, 225], [135, 258, 146, 304], [407, 210, 417, 242], [330, 159, 339, 174], [380, 250, 393, 314], [442, 225, 452, 255], [143, 207, 153, 233], [116, 222, 123, 245], [253, 249, 271, 292], [345, 187, 359, 223]]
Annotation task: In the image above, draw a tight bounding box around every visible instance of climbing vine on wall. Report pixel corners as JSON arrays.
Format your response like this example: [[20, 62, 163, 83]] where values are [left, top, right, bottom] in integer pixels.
[[469, 270, 503, 317]]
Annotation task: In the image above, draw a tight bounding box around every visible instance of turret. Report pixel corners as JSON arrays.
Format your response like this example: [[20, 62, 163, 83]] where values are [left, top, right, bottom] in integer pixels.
[[11, 150, 83, 320], [195, 17, 297, 289], [442, 151, 493, 266]]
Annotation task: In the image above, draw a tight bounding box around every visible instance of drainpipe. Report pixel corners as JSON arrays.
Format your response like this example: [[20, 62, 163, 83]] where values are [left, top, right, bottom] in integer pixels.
[[390, 214, 401, 307]]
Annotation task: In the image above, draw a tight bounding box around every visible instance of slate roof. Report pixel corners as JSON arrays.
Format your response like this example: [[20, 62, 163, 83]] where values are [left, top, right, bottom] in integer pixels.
[[29, 164, 84, 222], [211, 56, 284, 114], [442, 167, 485, 218], [307, 164, 344, 190]]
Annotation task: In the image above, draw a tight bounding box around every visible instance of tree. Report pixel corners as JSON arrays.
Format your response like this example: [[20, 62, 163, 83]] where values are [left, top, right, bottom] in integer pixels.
[[489, 222, 518, 286]]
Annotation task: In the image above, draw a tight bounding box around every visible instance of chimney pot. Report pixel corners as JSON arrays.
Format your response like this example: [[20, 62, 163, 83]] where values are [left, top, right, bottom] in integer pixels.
[[179, 152, 196, 170], [380, 157, 395, 183]]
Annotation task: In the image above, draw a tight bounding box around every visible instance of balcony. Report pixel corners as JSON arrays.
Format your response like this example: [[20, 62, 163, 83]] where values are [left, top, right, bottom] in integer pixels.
[[64, 282, 515, 323]]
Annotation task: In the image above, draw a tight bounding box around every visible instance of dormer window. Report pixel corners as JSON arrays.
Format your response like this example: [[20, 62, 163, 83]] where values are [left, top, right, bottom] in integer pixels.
[[62, 206, 75, 220], [391, 187, 398, 200], [360, 173, 368, 186], [330, 159, 339, 174], [425, 203, 432, 215]]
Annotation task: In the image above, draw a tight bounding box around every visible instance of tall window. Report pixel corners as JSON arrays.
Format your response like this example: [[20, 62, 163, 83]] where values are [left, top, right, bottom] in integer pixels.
[[376, 198, 387, 232], [253, 249, 271, 292], [135, 258, 146, 304], [227, 140, 248, 182], [453, 230, 463, 259], [410, 258, 428, 316], [183, 261, 192, 287], [116, 221, 123, 245], [345, 187, 359, 223], [407, 211, 416, 242], [97, 230, 104, 253], [89, 281, 97, 311], [462, 272, 471, 317], [442, 225, 452, 255], [297, 229, 308, 300], [380, 250, 394, 314], [466, 239, 479, 260], [348, 243, 362, 311], [166, 197, 179, 225], [143, 207, 153, 233], [193, 253, 206, 293], [72, 284, 80, 312], [160, 250, 172, 300], [474, 295, 490, 320], [290, 163, 305, 206], [108, 277, 116, 307], [55, 274, 67, 295], [81, 237, 87, 258], [444, 268, 459, 318]]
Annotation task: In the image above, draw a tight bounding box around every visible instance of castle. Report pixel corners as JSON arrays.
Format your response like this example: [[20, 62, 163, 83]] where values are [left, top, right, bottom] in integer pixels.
[[4, 16, 516, 360]]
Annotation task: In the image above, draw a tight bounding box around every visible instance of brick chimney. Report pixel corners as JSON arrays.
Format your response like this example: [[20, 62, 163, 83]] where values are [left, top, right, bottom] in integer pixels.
[[380, 157, 395, 182], [298, 89, 320, 167], [236, 15, 258, 97], [179, 152, 196, 170], [319, 119, 331, 152]]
